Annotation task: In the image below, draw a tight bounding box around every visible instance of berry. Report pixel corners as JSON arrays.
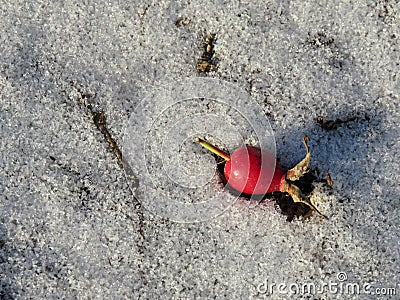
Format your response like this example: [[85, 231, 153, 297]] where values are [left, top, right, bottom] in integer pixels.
[[195, 137, 327, 218], [224, 145, 286, 195]]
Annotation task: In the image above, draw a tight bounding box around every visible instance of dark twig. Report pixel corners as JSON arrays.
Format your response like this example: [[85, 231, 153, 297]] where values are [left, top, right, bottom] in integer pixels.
[[70, 81, 146, 285], [92, 111, 123, 167]]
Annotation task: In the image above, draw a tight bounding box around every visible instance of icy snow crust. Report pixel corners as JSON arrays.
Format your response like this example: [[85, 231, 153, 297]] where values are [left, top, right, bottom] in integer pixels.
[[0, 1, 399, 299]]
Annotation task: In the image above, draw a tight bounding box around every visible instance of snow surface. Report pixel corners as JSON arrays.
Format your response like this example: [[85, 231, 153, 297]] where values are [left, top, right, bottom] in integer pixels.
[[0, 1, 399, 299]]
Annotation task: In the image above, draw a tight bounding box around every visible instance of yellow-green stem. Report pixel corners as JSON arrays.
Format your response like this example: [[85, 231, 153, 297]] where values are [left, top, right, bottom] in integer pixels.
[[195, 138, 230, 161]]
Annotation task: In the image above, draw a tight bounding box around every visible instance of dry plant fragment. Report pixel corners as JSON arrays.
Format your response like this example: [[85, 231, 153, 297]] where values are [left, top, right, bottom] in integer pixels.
[[197, 33, 218, 73], [286, 136, 311, 182], [175, 17, 191, 27], [326, 170, 333, 187], [317, 115, 357, 130], [282, 181, 327, 219]]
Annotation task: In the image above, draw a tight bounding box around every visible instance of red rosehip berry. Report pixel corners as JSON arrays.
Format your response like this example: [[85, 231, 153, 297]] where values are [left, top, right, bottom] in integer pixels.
[[195, 137, 326, 218], [224, 145, 286, 195]]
